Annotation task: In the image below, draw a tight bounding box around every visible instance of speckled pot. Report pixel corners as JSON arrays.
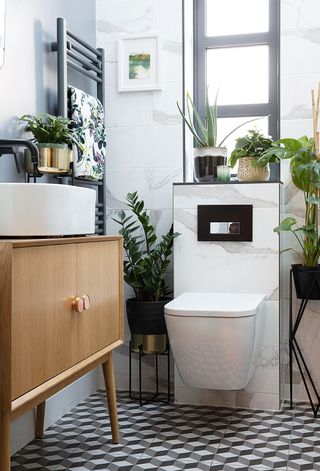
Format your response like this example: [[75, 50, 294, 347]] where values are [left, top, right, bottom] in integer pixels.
[[237, 156, 270, 182]]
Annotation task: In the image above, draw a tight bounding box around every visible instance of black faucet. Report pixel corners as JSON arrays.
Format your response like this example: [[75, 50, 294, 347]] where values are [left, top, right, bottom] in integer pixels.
[[0, 139, 39, 182]]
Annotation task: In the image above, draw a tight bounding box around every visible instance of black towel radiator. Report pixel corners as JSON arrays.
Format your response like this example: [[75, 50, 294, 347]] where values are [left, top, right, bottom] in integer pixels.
[[26, 17, 106, 235]]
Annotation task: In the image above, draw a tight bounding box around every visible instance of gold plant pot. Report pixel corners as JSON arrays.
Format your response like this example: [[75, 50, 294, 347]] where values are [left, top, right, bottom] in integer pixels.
[[131, 333, 167, 354], [24, 144, 73, 174]]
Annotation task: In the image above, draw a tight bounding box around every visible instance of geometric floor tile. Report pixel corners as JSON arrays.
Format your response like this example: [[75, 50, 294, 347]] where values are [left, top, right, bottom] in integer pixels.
[[11, 391, 320, 470]]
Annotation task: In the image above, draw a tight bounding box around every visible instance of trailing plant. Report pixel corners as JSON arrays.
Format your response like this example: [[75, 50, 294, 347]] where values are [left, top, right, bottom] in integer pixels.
[[228, 129, 273, 168], [20, 113, 78, 146], [177, 90, 258, 148], [113, 192, 180, 302], [265, 86, 320, 267]]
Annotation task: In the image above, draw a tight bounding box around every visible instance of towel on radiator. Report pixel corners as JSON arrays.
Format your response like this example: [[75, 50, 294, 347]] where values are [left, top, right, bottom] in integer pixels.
[[68, 85, 106, 180]]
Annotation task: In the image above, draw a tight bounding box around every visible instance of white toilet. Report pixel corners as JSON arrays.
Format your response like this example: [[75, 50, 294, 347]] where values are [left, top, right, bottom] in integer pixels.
[[164, 292, 265, 390]]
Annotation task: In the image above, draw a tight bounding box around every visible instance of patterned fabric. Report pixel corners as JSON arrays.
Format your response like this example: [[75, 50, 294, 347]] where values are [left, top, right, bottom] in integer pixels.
[[68, 86, 106, 180]]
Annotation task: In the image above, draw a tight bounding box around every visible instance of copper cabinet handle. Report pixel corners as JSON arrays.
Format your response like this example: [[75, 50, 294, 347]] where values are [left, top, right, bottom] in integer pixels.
[[72, 295, 90, 313]]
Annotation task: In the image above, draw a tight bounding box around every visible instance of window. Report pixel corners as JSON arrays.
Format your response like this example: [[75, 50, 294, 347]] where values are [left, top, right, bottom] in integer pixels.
[[192, 0, 280, 177]]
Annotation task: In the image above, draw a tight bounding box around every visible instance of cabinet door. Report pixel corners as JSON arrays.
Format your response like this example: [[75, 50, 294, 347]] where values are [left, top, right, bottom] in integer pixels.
[[12, 245, 77, 400], [76, 241, 121, 361]]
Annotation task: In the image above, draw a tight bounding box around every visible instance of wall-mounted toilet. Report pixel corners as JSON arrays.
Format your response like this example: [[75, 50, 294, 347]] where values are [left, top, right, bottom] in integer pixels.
[[164, 292, 265, 391]]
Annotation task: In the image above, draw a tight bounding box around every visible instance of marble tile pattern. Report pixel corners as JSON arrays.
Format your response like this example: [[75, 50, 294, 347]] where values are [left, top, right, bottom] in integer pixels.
[[173, 183, 280, 410], [96, 0, 183, 390], [11, 390, 320, 471], [280, 0, 320, 404]]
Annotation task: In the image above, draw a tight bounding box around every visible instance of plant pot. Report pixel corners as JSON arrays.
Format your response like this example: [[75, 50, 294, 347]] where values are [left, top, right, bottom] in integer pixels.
[[24, 144, 73, 174], [237, 156, 270, 182], [292, 264, 320, 300], [126, 298, 171, 354], [194, 147, 227, 183]]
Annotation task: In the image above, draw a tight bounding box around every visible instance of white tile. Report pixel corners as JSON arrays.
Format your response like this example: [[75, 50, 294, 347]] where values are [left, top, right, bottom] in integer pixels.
[[262, 301, 280, 347], [174, 208, 280, 255], [106, 168, 153, 209], [281, 118, 313, 139], [174, 183, 280, 209], [106, 85, 154, 127], [174, 253, 279, 298], [152, 167, 183, 209], [152, 0, 182, 38], [152, 82, 183, 125], [107, 125, 183, 169], [244, 347, 279, 395]]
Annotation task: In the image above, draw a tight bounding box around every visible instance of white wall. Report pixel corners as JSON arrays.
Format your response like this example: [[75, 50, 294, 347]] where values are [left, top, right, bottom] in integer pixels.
[[0, 0, 100, 455], [97, 0, 183, 391], [280, 0, 320, 402]]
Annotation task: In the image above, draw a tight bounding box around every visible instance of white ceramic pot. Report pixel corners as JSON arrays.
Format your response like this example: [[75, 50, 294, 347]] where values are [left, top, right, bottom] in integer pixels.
[[237, 156, 270, 182], [193, 147, 227, 182]]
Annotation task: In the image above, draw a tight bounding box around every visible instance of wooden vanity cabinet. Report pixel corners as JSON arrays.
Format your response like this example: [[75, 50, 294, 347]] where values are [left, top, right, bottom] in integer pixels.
[[0, 236, 124, 471]]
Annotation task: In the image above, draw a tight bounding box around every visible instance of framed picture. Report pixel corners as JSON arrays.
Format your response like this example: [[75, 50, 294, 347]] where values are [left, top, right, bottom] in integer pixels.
[[118, 33, 161, 92]]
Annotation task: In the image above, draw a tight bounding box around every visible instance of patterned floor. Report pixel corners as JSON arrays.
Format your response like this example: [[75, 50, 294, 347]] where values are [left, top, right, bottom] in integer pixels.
[[11, 390, 320, 471]]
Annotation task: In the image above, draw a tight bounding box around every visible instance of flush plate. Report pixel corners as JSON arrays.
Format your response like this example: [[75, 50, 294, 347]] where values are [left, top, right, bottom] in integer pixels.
[[197, 204, 253, 242]]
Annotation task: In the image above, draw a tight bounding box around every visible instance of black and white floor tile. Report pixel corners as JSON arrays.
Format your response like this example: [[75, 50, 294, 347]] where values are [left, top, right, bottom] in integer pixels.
[[11, 391, 320, 470]]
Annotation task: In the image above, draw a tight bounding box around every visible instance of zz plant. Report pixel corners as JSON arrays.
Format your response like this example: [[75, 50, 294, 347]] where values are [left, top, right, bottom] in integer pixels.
[[113, 192, 180, 302]]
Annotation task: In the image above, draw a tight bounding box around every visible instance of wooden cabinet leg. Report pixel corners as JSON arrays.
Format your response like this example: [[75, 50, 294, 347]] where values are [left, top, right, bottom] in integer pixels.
[[0, 412, 10, 471], [35, 401, 46, 439], [102, 352, 120, 444]]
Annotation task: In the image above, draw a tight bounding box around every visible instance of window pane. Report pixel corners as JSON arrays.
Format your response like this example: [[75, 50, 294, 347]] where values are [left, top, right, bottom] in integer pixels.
[[217, 116, 269, 160], [206, 0, 269, 36], [207, 45, 269, 105]]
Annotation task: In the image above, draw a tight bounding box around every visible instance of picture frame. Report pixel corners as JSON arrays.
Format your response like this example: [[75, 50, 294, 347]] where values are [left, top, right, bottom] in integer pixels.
[[118, 33, 161, 92]]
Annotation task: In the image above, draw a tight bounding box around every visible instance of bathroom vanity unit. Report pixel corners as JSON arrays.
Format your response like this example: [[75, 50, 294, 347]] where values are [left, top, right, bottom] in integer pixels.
[[0, 236, 124, 470]]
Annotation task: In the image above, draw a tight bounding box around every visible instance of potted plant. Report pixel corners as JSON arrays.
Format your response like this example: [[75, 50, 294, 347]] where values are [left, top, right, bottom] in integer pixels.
[[113, 192, 180, 353], [228, 129, 273, 182], [258, 134, 320, 299], [20, 113, 78, 174], [177, 91, 257, 182]]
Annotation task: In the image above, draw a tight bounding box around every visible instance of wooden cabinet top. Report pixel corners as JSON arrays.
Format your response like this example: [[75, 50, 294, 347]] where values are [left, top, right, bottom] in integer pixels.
[[0, 235, 122, 249]]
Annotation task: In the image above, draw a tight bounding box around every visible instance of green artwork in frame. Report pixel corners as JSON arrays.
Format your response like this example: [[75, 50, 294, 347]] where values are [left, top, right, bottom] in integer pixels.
[[129, 53, 151, 80]]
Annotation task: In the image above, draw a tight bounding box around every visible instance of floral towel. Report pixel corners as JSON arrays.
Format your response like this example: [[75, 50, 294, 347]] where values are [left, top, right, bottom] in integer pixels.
[[68, 86, 106, 180]]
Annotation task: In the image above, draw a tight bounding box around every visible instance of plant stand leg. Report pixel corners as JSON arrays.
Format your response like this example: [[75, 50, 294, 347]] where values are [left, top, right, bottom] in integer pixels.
[[129, 341, 132, 400], [155, 354, 159, 397], [35, 401, 46, 439], [139, 346, 142, 406], [102, 353, 120, 444], [167, 343, 171, 404], [0, 412, 10, 471], [289, 269, 293, 409]]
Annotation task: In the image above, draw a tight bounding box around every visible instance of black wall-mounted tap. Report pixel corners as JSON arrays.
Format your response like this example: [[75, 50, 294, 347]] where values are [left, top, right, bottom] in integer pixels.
[[0, 139, 39, 182]]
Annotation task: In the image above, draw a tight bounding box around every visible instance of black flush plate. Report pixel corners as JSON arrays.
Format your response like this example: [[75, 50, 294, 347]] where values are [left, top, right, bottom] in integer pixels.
[[197, 205, 253, 242]]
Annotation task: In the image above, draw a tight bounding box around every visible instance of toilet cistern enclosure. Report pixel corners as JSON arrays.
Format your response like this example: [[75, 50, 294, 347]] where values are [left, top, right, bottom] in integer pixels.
[[164, 292, 265, 391]]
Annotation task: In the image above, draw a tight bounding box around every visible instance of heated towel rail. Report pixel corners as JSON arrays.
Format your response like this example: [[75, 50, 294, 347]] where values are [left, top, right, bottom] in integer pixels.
[[51, 17, 106, 235]]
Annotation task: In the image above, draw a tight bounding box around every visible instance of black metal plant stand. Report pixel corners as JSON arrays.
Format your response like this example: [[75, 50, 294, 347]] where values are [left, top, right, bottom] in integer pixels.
[[289, 268, 320, 417], [129, 340, 171, 406]]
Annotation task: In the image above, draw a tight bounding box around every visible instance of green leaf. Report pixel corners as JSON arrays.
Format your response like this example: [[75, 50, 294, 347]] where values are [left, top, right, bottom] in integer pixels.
[[274, 217, 297, 233]]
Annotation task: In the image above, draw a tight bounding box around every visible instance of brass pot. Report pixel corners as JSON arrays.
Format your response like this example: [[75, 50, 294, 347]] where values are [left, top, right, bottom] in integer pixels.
[[131, 333, 167, 354], [24, 144, 73, 174]]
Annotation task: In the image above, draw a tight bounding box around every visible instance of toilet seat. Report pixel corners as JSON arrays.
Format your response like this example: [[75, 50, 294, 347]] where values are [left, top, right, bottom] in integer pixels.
[[165, 292, 266, 318]]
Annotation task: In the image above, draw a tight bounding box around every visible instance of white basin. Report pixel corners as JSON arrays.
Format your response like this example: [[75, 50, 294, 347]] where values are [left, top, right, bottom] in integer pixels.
[[0, 183, 96, 236]]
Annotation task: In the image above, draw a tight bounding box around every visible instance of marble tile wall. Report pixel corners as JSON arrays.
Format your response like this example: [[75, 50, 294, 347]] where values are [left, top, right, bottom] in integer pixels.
[[96, 0, 183, 390], [173, 183, 280, 410], [280, 0, 320, 403]]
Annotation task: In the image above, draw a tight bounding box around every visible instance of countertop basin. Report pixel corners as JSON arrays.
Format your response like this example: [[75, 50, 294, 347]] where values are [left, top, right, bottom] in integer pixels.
[[0, 183, 96, 236]]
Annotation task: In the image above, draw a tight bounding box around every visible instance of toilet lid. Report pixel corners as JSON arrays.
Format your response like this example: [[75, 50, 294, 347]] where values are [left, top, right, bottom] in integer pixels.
[[164, 292, 265, 318]]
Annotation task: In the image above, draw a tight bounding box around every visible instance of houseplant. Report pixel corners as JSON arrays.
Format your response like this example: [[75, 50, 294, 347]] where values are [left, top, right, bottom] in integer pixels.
[[177, 91, 257, 182], [20, 113, 78, 173], [228, 129, 273, 182], [113, 192, 180, 353], [257, 87, 320, 299]]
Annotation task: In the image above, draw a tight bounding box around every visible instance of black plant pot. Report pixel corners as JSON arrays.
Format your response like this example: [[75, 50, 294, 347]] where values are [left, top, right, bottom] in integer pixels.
[[194, 155, 226, 182], [292, 264, 320, 300], [126, 298, 171, 335]]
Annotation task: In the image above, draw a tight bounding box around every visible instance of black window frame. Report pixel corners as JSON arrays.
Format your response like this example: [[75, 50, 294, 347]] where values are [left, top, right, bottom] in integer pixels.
[[192, 0, 280, 179]]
